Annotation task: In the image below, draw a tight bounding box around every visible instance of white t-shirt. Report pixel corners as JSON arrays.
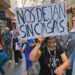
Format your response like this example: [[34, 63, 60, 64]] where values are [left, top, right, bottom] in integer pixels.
[[15, 36, 22, 51], [15, 43, 21, 50]]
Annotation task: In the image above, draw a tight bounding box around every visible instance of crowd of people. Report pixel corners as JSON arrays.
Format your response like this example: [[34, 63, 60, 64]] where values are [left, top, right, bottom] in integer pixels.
[[0, 18, 75, 75]]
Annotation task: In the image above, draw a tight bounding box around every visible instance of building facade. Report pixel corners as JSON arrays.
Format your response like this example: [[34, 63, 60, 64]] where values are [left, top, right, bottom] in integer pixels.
[[16, 0, 75, 30], [0, 0, 16, 30]]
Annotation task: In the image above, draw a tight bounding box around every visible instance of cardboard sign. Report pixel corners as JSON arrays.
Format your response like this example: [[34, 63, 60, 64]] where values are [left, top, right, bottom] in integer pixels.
[[16, 3, 68, 40]]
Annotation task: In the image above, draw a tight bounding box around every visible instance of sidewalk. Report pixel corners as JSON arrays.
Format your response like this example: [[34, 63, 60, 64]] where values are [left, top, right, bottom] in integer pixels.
[[0, 54, 26, 75]]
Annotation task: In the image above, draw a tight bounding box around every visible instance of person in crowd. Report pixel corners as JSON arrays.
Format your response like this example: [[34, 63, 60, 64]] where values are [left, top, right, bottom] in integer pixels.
[[66, 17, 75, 75], [22, 39, 35, 75], [10, 27, 16, 35], [30, 35, 69, 75], [2, 27, 12, 64], [12, 30, 22, 65], [22, 39, 40, 75], [0, 26, 9, 75]]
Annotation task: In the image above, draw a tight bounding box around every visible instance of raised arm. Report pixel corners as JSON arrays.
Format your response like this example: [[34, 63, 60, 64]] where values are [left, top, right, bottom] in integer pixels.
[[29, 35, 45, 62], [54, 52, 69, 75]]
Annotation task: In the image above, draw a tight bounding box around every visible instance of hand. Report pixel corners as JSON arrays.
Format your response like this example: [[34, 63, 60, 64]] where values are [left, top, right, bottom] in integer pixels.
[[20, 40, 26, 44], [21, 48, 25, 53], [37, 35, 45, 44], [54, 66, 64, 75], [29, 43, 36, 48]]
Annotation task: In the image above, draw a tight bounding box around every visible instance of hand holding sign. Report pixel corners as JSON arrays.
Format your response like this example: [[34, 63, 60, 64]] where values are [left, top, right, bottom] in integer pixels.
[[37, 35, 45, 45]]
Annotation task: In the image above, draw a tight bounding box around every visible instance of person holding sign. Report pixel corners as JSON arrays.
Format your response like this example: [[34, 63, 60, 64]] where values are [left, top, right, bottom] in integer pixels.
[[29, 35, 69, 75]]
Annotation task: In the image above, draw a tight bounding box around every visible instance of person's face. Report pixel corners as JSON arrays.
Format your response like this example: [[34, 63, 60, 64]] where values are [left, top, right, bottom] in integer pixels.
[[73, 21, 75, 25], [48, 37, 56, 47], [13, 28, 16, 30], [13, 31, 18, 36], [5, 29, 10, 32]]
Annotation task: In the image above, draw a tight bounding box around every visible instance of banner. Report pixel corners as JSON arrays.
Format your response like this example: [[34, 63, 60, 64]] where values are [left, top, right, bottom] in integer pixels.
[[16, 3, 68, 40]]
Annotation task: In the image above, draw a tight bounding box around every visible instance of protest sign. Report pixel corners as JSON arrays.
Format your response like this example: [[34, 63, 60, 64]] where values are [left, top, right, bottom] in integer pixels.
[[16, 3, 68, 40]]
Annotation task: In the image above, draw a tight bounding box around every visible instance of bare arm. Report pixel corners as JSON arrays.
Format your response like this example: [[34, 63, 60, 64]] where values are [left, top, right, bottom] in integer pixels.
[[60, 52, 69, 69], [54, 52, 69, 75], [21, 44, 26, 53], [29, 35, 45, 62], [29, 43, 41, 62]]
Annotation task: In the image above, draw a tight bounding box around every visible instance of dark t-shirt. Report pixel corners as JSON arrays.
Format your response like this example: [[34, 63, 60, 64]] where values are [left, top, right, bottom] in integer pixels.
[[39, 42, 64, 75], [13, 38, 18, 51], [3, 32, 12, 46]]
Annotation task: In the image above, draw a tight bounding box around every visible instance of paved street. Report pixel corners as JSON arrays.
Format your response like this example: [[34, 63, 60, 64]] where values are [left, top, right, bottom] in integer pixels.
[[0, 54, 26, 75]]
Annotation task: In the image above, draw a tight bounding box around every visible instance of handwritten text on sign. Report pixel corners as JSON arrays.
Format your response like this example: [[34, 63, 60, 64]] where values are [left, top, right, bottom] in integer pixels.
[[16, 3, 67, 39]]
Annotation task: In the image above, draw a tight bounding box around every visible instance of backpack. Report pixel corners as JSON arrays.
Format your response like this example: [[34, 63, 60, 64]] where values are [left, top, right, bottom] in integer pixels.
[[3, 32, 12, 45]]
